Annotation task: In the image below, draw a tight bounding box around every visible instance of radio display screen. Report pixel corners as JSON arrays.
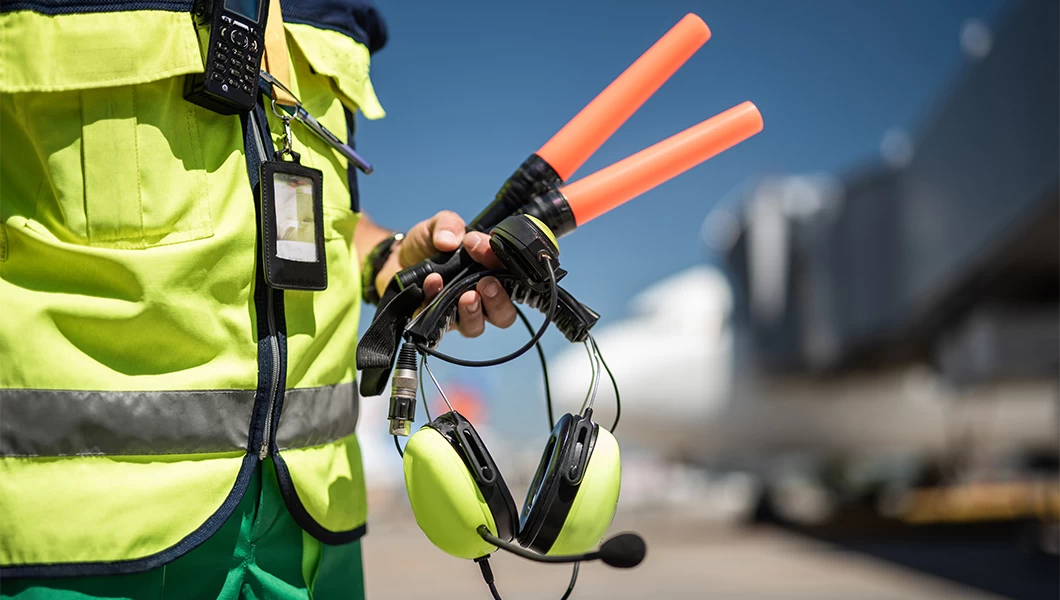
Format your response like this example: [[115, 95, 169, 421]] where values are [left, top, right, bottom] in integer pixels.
[[224, 0, 260, 23]]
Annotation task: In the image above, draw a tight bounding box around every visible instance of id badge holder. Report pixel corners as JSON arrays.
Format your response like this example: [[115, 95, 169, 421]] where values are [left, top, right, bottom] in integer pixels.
[[259, 108, 327, 291]]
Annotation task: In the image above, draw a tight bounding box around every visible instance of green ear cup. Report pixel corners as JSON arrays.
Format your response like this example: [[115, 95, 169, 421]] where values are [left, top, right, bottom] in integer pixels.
[[547, 426, 621, 556], [403, 427, 499, 559]]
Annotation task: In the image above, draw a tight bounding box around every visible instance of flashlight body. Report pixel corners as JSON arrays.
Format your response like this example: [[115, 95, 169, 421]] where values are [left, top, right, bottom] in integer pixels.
[[391, 154, 560, 294], [394, 242, 479, 292], [470, 154, 563, 232]]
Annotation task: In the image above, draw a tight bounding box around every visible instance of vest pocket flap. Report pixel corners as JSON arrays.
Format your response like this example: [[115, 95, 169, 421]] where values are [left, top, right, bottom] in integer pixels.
[[284, 22, 384, 120], [0, 10, 203, 93]]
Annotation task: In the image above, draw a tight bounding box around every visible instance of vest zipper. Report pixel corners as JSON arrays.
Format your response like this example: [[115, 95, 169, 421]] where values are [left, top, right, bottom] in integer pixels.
[[249, 110, 282, 460], [260, 290, 281, 459]]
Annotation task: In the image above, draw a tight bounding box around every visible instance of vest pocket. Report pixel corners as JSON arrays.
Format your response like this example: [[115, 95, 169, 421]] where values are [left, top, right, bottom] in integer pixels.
[[1, 9, 214, 248], [78, 78, 214, 248]]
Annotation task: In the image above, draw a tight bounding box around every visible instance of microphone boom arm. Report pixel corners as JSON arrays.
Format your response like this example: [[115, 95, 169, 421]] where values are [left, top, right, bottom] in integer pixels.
[[477, 526, 599, 564]]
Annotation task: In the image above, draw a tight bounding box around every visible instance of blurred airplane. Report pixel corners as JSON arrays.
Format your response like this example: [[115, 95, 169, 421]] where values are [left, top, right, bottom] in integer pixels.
[[551, 256, 1057, 525]]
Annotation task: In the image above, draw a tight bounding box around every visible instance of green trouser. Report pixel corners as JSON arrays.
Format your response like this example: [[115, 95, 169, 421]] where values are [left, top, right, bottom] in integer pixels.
[[0, 461, 365, 599]]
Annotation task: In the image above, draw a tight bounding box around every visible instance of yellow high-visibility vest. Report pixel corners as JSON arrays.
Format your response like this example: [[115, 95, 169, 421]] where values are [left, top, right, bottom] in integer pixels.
[[0, 4, 385, 575]]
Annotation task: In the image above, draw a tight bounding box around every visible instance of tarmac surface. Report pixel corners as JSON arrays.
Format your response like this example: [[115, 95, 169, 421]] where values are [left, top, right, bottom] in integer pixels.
[[360, 500, 1056, 599]]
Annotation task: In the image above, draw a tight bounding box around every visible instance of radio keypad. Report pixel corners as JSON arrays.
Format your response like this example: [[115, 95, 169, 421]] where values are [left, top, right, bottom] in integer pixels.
[[210, 22, 261, 98]]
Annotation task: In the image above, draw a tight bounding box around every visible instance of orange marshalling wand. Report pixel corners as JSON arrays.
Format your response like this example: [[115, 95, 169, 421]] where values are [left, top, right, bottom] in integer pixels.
[[562, 101, 764, 226], [537, 14, 712, 181], [471, 13, 722, 232]]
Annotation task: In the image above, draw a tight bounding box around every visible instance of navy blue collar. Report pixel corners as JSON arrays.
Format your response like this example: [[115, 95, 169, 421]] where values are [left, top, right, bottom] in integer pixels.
[[1, 0, 388, 54]]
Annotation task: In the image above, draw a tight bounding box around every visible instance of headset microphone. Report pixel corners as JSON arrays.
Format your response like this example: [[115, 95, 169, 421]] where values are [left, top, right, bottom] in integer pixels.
[[594, 533, 648, 569], [477, 526, 646, 569]]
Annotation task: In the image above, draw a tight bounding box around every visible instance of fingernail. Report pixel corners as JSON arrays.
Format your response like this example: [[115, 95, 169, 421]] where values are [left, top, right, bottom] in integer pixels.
[[436, 231, 458, 247], [482, 282, 499, 299], [466, 235, 481, 251]]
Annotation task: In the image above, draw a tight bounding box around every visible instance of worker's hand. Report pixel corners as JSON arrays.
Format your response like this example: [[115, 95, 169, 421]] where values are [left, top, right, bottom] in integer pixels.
[[374, 211, 517, 338]]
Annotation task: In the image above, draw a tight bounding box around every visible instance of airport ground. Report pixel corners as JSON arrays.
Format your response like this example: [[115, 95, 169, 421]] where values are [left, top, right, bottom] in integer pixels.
[[361, 497, 1058, 600]]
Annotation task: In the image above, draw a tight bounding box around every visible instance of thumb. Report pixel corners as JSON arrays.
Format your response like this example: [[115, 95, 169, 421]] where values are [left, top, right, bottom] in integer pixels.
[[399, 211, 465, 266]]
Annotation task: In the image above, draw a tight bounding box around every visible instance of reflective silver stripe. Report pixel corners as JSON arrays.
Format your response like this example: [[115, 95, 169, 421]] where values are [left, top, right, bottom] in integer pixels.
[[0, 382, 358, 457], [276, 382, 359, 451], [0, 389, 254, 457]]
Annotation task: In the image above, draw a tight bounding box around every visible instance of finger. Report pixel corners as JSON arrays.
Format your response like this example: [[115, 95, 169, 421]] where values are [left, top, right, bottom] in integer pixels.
[[463, 232, 504, 269], [477, 277, 516, 329], [423, 273, 444, 303], [431, 211, 465, 253], [456, 290, 485, 338], [399, 211, 466, 266], [398, 219, 435, 267]]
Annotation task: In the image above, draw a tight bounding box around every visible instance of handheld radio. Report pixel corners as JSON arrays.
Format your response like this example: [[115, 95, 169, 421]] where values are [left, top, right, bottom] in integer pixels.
[[185, 0, 268, 114]]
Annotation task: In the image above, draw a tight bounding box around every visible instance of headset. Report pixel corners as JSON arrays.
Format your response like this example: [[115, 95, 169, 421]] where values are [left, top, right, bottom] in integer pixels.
[[393, 215, 644, 599]]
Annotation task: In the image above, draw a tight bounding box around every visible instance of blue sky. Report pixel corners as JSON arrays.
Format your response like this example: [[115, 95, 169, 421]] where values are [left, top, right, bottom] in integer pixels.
[[354, 0, 1009, 435]]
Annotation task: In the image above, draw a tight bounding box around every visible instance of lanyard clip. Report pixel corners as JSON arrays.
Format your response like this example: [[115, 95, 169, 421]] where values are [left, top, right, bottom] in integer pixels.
[[260, 70, 373, 174], [271, 98, 300, 163]]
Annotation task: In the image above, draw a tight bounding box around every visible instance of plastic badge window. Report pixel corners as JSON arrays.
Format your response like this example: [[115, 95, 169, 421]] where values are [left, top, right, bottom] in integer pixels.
[[273, 171, 318, 262]]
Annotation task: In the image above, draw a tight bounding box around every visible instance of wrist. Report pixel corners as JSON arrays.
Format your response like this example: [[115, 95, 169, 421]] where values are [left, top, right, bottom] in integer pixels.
[[374, 248, 406, 298], [361, 232, 404, 305]]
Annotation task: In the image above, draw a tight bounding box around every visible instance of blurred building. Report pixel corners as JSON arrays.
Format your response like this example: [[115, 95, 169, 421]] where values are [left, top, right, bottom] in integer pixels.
[[724, 0, 1058, 381], [714, 0, 1058, 525]]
